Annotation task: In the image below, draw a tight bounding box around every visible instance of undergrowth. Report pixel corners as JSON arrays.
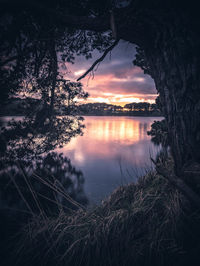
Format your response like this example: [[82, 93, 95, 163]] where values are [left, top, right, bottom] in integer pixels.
[[12, 170, 200, 266]]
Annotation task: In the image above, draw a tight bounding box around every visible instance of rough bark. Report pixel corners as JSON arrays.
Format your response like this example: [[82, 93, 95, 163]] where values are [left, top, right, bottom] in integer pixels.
[[145, 25, 200, 175]]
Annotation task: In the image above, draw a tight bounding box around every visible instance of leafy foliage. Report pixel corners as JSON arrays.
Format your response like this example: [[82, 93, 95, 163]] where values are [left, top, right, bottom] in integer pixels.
[[133, 46, 152, 76], [125, 102, 151, 111], [1, 115, 84, 159], [0, 152, 88, 217], [0, 1, 113, 104], [147, 119, 169, 147]]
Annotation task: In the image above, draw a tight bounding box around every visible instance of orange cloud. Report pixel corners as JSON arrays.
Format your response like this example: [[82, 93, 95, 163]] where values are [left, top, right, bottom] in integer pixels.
[[78, 72, 157, 106], [65, 44, 157, 106]]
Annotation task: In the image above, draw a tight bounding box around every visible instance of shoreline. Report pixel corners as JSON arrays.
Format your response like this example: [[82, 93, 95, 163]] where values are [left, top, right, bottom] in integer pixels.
[[80, 114, 163, 117], [12, 167, 199, 266], [0, 114, 163, 118]]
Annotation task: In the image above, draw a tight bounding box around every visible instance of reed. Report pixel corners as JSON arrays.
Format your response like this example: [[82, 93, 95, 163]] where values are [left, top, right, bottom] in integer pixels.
[[13, 167, 200, 266]]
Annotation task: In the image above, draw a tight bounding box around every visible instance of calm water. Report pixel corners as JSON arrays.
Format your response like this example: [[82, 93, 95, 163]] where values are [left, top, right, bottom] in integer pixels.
[[1, 115, 162, 205], [56, 116, 162, 205]]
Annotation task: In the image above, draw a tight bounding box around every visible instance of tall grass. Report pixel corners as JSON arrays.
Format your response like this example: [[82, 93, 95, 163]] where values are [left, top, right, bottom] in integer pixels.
[[12, 168, 200, 266]]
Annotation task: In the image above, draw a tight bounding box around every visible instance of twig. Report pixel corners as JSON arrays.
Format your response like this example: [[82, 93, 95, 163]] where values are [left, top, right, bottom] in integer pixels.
[[77, 39, 119, 81]]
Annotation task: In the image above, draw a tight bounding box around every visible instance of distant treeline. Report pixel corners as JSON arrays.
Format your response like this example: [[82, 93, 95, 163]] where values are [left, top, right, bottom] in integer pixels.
[[76, 102, 162, 116], [1, 98, 162, 116]]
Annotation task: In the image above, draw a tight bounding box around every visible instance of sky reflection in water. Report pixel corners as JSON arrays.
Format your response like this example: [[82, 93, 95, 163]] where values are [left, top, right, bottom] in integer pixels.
[[56, 116, 163, 205]]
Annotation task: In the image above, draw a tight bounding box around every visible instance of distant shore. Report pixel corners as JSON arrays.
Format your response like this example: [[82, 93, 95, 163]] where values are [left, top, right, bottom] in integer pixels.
[[80, 113, 163, 117], [0, 113, 163, 118], [1, 99, 162, 118]]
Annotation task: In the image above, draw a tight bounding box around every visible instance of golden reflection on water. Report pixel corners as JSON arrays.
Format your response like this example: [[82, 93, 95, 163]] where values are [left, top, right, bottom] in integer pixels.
[[58, 116, 157, 164], [84, 119, 146, 143], [56, 116, 163, 203]]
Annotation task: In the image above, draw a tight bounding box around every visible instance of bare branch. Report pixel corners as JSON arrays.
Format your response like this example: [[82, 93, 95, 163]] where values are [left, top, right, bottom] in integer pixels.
[[77, 39, 119, 81]]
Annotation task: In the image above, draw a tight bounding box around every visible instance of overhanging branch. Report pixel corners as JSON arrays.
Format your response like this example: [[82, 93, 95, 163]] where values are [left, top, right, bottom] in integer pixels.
[[77, 39, 119, 81], [1, 0, 110, 33]]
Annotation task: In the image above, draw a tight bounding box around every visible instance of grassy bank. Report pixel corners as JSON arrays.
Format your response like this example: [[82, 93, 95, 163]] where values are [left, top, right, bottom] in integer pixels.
[[11, 168, 200, 266]]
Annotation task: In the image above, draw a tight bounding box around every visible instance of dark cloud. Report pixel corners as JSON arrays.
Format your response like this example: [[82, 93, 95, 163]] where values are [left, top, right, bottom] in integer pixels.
[[107, 81, 156, 94], [67, 40, 157, 104]]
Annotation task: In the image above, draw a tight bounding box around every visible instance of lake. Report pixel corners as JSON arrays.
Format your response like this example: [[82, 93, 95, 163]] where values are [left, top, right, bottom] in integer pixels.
[[55, 116, 163, 205]]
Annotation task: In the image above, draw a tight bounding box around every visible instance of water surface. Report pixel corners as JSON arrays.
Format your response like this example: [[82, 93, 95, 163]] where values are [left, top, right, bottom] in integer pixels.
[[56, 116, 162, 204]]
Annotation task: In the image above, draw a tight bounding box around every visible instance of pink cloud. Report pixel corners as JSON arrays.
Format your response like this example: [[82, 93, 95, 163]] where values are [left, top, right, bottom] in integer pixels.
[[64, 42, 157, 106]]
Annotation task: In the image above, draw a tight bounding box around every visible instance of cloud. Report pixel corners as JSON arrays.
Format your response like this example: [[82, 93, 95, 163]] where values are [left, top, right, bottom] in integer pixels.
[[65, 40, 157, 105], [74, 69, 86, 76]]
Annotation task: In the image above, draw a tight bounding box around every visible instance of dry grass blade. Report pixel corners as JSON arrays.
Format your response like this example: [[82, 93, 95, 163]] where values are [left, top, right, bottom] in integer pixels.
[[14, 167, 200, 266]]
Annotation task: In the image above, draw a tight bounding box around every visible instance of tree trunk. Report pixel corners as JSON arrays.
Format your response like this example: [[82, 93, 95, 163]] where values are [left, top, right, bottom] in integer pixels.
[[145, 27, 200, 176], [49, 39, 58, 117]]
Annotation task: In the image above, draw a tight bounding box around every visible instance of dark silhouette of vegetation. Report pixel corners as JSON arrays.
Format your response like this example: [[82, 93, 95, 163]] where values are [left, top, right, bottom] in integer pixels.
[[125, 102, 150, 112], [1, 1, 200, 265], [0, 97, 41, 116], [0, 152, 88, 216], [1, 99, 162, 116], [2, 0, 200, 176], [147, 119, 169, 147], [2, 0, 199, 176], [0, 96, 88, 265], [124, 102, 161, 115], [12, 162, 200, 266], [0, 0, 111, 108], [77, 102, 122, 115], [1, 115, 84, 158], [0, 152, 88, 265], [77, 102, 161, 116], [74, 102, 161, 116], [0, 127, 88, 265]]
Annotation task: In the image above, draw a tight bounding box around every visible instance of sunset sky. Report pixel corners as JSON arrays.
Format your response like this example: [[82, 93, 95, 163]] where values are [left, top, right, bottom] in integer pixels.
[[66, 40, 157, 106]]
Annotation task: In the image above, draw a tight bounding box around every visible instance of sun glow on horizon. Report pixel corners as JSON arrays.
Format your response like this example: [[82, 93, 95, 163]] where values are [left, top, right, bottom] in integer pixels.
[[74, 69, 86, 76], [77, 93, 157, 106], [71, 63, 157, 106]]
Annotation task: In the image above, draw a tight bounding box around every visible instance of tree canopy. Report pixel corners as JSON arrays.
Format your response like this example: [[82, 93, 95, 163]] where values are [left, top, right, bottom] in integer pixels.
[[1, 0, 200, 175]]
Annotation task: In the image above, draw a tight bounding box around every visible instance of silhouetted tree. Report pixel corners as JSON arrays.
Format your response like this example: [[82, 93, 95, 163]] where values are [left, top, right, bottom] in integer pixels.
[[124, 102, 157, 113], [1, 0, 200, 177], [0, 152, 88, 216], [0, 150, 88, 264], [147, 119, 169, 147]]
